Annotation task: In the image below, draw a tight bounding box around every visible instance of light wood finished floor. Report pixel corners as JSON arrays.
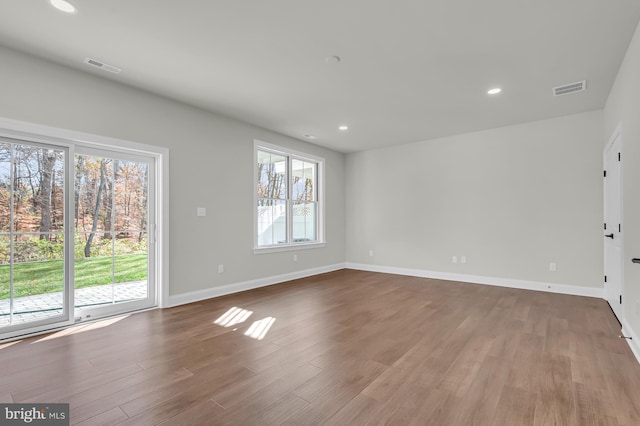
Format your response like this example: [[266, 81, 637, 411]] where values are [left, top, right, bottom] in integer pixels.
[[1, 269, 639, 425]]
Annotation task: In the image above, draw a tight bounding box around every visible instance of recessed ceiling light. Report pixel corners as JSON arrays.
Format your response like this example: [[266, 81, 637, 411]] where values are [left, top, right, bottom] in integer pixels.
[[487, 87, 502, 95], [325, 56, 341, 64], [50, 0, 77, 13], [338, 125, 349, 131]]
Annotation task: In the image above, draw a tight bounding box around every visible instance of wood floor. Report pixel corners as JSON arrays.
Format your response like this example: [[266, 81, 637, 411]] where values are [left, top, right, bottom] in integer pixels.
[[1, 269, 639, 425]]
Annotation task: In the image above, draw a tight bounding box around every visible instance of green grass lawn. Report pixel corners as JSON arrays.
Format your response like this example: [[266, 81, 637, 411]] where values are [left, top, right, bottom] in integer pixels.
[[0, 254, 147, 299]]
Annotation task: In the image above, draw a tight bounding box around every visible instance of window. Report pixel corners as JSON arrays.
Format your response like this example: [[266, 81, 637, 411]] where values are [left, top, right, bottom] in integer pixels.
[[255, 141, 324, 251]]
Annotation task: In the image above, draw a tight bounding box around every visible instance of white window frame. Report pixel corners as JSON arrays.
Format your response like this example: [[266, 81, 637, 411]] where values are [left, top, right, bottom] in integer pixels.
[[254, 140, 325, 253]]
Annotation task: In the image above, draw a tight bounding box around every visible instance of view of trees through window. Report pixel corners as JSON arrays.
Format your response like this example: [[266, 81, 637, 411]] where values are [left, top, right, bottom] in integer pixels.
[[74, 153, 149, 304], [0, 142, 66, 307], [256, 146, 318, 247], [0, 141, 149, 304], [75, 154, 148, 259]]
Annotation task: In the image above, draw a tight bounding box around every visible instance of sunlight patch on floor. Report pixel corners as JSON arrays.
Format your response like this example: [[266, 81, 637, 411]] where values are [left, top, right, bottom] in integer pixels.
[[214, 307, 253, 327], [0, 340, 22, 350], [244, 317, 276, 340], [32, 314, 130, 343]]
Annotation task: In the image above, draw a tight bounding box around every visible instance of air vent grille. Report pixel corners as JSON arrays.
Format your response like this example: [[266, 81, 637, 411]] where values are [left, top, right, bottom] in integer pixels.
[[83, 58, 122, 74], [553, 80, 586, 96]]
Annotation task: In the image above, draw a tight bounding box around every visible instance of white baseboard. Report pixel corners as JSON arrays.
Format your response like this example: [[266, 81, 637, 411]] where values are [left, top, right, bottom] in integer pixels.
[[345, 262, 605, 299], [169, 261, 605, 307], [168, 263, 346, 307], [621, 317, 640, 364]]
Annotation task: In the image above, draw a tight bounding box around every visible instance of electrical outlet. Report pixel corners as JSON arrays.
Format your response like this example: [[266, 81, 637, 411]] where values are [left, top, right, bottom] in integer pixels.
[[549, 262, 556, 272], [218, 264, 224, 273], [461, 256, 467, 264], [369, 249, 374, 257], [452, 256, 458, 264], [293, 254, 298, 262]]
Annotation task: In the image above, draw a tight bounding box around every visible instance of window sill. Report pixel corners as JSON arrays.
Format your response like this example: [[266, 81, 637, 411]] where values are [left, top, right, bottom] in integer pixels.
[[253, 242, 326, 254]]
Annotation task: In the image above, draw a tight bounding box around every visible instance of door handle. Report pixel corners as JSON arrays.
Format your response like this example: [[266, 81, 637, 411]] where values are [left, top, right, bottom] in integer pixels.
[[605, 233, 614, 239], [632, 258, 640, 264]]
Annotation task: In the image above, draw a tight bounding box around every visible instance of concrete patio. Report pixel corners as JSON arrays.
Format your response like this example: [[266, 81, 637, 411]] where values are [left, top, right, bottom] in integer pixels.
[[0, 280, 147, 326]]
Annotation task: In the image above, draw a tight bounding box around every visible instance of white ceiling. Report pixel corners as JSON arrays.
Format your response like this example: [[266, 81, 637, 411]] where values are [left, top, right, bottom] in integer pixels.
[[1, 1, 640, 153]]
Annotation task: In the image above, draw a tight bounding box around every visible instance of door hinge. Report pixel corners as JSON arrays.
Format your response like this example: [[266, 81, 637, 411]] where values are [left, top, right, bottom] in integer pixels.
[[604, 170, 607, 177], [618, 152, 621, 161], [620, 295, 622, 304], [605, 275, 608, 283], [604, 223, 607, 230], [619, 224, 621, 233]]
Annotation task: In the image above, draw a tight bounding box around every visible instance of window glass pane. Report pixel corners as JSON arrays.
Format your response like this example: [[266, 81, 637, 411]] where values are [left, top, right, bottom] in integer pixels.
[[257, 199, 287, 246], [75, 156, 113, 237], [257, 151, 287, 200], [75, 154, 151, 310], [112, 160, 149, 304], [75, 259, 113, 307], [0, 140, 68, 330], [113, 258, 148, 303], [292, 159, 315, 202], [12, 233, 64, 264], [114, 160, 148, 233], [13, 145, 65, 233], [293, 201, 316, 242], [74, 232, 115, 306], [12, 233, 64, 323], [12, 233, 64, 284], [74, 233, 115, 308]]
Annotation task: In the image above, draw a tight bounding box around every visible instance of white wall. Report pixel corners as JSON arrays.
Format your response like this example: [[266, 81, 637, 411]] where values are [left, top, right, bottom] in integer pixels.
[[0, 40, 616, 307], [605, 19, 640, 346], [0, 46, 346, 298], [346, 111, 604, 290]]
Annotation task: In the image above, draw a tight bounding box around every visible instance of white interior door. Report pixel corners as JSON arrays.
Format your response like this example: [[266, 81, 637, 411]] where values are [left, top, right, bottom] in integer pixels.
[[604, 127, 623, 321]]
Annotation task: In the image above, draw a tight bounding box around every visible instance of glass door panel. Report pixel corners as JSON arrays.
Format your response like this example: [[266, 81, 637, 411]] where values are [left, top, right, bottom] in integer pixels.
[[0, 139, 69, 334], [113, 160, 149, 304], [74, 150, 154, 317]]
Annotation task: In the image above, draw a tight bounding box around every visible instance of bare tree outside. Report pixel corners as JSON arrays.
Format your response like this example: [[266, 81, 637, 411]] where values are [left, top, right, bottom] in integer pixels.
[[0, 143, 150, 304]]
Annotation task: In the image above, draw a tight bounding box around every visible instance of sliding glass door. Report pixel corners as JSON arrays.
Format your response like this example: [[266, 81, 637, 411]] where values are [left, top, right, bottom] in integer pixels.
[[74, 148, 155, 320], [0, 135, 158, 339], [0, 138, 71, 333]]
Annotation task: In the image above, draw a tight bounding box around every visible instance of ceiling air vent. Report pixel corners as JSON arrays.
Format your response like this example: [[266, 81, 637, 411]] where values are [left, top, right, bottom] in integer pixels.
[[83, 58, 122, 74], [553, 80, 586, 96]]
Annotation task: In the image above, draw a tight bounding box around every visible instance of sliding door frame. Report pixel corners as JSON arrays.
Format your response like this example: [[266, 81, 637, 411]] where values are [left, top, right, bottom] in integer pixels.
[[0, 117, 169, 341], [73, 146, 157, 321], [0, 136, 74, 338]]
